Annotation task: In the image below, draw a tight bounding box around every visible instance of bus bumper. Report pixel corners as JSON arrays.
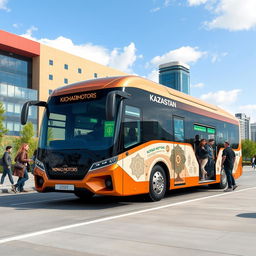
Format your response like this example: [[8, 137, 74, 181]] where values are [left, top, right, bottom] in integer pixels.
[[33, 164, 124, 196]]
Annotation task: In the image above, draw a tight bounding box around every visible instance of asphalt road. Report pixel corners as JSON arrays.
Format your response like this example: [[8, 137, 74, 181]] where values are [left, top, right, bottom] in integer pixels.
[[0, 167, 256, 256]]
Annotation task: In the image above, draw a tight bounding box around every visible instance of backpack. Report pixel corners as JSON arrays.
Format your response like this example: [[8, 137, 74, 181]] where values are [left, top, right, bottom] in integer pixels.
[[0, 154, 4, 166]]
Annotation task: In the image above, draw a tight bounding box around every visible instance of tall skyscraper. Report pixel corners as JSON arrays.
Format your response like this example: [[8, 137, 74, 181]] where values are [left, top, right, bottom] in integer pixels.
[[159, 61, 190, 94], [251, 123, 256, 142], [235, 113, 250, 140]]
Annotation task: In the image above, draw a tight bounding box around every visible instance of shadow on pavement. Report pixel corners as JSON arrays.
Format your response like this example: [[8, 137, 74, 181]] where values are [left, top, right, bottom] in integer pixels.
[[236, 213, 256, 219], [0, 185, 221, 211]]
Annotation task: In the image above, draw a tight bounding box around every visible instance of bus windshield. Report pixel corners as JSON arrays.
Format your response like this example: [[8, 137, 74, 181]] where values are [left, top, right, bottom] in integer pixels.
[[39, 92, 117, 155]]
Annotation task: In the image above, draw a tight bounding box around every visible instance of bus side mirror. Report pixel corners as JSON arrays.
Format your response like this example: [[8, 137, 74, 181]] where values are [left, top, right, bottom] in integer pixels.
[[21, 101, 47, 125], [106, 91, 131, 120]]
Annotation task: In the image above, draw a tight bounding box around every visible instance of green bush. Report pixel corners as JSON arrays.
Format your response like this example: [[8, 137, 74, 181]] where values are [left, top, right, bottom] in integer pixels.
[[0, 123, 38, 173]]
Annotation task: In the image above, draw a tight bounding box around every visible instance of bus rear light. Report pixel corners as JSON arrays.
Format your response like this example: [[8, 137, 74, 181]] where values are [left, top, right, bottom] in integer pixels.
[[89, 156, 118, 171]]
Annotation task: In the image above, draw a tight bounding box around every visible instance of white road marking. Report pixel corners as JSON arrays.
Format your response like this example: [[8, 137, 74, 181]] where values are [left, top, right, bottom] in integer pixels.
[[0, 186, 255, 245]]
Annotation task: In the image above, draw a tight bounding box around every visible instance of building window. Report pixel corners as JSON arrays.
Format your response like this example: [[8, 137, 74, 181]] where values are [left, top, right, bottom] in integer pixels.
[[49, 74, 53, 80], [78, 68, 82, 74], [64, 64, 68, 70], [49, 89, 53, 95], [14, 122, 21, 132], [14, 104, 21, 113], [7, 103, 14, 112], [7, 121, 13, 131], [94, 73, 98, 78], [0, 50, 32, 89], [49, 59, 54, 65], [64, 78, 68, 84]]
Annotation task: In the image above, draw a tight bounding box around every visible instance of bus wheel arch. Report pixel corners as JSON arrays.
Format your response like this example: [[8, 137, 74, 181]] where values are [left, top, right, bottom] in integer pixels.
[[148, 163, 169, 202]]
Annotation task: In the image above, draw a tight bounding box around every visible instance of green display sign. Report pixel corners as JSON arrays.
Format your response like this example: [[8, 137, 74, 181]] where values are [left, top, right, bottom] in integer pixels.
[[90, 118, 98, 123], [194, 125, 207, 132], [207, 128, 215, 134], [104, 121, 115, 137]]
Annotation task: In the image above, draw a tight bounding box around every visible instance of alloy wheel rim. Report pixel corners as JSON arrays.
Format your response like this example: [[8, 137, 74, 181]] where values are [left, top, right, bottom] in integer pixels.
[[152, 171, 165, 195]]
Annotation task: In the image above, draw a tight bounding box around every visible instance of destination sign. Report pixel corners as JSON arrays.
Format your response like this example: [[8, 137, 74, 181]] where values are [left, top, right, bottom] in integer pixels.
[[60, 93, 97, 103]]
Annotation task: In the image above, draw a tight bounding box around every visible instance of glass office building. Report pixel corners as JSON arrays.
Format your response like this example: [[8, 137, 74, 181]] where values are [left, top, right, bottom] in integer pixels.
[[159, 61, 190, 94], [0, 50, 37, 136]]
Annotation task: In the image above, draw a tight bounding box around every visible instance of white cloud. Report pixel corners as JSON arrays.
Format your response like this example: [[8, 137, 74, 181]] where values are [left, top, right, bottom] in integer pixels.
[[200, 89, 241, 106], [0, 0, 10, 11], [207, 0, 256, 30], [147, 69, 159, 83], [150, 7, 161, 13], [12, 23, 20, 28], [188, 0, 208, 6], [192, 82, 205, 88], [211, 52, 228, 63], [109, 43, 139, 73], [150, 46, 206, 66], [238, 105, 256, 122], [188, 0, 256, 31], [21, 27, 139, 73]]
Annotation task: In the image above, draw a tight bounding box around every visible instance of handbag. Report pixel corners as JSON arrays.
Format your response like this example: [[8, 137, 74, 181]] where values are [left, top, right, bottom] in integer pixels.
[[14, 162, 25, 170]]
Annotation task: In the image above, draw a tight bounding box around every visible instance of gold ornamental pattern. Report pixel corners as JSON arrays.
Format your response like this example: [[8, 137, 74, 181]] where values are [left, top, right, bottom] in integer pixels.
[[170, 144, 186, 182], [130, 153, 145, 179]]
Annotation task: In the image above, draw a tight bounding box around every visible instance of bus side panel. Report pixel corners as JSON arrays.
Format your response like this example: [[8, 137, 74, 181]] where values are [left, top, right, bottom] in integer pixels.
[[233, 149, 243, 179]]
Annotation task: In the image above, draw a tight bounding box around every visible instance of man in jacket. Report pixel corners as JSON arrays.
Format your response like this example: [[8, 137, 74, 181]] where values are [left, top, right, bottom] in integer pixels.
[[222, 141, 237, 192], [0, 146, 14, 188]]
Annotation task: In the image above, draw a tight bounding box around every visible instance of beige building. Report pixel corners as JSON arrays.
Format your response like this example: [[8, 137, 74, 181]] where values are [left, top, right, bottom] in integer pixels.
[[0, 30, 127, 135], [34, 44, 127, 128]]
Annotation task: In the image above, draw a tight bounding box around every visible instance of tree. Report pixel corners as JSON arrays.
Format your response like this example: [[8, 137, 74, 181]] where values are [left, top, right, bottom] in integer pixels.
[[0, 102, 8, 145], [14, 122, 37, 156], [241, 139, 256, 160]]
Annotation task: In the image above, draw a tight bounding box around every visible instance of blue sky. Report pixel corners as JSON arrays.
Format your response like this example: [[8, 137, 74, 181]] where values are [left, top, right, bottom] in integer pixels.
[[1, 0, 256, 121]]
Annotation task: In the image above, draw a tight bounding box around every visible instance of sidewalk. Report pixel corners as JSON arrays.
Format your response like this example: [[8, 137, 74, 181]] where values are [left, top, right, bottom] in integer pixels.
[[0, 172, 35, 195]]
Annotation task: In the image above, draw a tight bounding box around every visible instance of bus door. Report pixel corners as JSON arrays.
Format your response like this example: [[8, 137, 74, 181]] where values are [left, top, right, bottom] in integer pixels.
[[206, 127, 216, 180], [193, 124, 216, 180], [173, 116, 186, 186]]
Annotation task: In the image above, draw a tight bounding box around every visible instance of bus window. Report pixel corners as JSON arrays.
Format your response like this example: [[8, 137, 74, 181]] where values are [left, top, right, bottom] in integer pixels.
[[123, 105, 141, 148], [173, 116, 184, 142], [47, 113, 66, 146]]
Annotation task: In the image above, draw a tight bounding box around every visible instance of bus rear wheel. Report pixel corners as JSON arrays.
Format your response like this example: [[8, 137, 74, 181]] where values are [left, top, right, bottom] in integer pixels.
[[74, 190, 94, 200], [148, 165, 167, 202]]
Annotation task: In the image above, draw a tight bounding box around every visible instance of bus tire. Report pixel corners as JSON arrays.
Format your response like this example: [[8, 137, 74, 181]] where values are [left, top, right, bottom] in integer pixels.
[[209, 170, 227, 189], [74, 190, 94, 200], [148, 165, 167, 202]]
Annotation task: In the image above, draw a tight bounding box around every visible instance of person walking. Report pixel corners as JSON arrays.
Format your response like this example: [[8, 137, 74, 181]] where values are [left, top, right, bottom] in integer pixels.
[[205, 139, 215, 179], [196, 139, 209, 180], [12, 143, 32, 193], [222, 141, 237, 192], [0, 146, 14, 188], [251, 155, 256, 169]]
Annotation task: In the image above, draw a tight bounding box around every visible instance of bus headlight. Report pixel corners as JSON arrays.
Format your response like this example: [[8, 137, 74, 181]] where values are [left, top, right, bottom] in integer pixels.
[[90, 156, 118, 171], [35, 158, 45, 171]]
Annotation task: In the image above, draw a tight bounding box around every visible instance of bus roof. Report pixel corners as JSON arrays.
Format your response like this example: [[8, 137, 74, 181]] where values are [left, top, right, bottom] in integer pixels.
[[52, 75, 238, 124]]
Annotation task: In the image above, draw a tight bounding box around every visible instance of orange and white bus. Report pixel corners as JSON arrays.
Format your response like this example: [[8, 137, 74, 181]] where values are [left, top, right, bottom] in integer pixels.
[[21, 76, 242, 201]]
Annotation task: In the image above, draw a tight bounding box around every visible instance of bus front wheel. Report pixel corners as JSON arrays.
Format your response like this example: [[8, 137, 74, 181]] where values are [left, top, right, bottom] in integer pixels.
[[148, 165, 167, 202]]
